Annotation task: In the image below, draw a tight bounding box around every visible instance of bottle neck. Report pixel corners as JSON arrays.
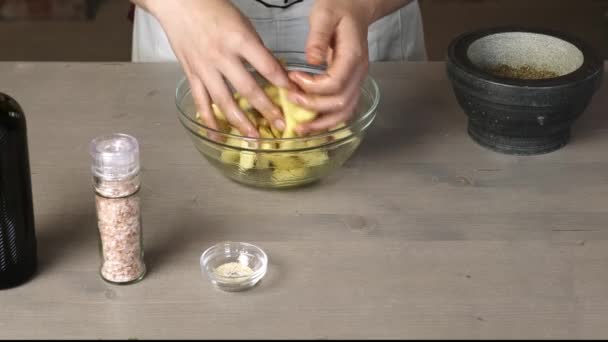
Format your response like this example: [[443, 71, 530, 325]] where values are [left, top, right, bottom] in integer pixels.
[[0, 93, 26, 131], [93, 174, 141, 198]]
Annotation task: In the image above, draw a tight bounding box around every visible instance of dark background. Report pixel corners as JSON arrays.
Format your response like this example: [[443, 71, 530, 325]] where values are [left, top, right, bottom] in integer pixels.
[[0, 0, 606, 61]]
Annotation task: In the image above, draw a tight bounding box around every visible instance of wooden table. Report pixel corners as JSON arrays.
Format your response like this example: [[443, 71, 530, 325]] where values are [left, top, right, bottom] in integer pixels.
[[0, 62, 607, 339]]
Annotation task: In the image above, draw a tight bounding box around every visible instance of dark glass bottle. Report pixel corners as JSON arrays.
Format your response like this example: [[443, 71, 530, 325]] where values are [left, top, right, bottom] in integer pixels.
[[0, 93, 37, 289]]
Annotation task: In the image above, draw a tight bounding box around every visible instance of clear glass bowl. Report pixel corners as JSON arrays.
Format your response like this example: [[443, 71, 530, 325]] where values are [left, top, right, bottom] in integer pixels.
[[200, 241, 268, 292], [176, 52, 380, 189]]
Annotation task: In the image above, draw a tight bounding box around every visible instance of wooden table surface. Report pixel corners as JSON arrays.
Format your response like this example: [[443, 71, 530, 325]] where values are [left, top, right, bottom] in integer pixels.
[[0, 62, 607, 339]]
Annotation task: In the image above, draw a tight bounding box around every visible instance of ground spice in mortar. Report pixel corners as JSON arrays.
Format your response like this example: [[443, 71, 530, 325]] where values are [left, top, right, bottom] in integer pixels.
[[486, 64, 559, 80]]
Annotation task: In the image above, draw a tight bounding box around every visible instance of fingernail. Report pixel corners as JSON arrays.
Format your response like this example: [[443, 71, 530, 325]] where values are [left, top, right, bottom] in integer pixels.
[[210, 132, 225, 143], [309, 56, 322, 65], [307, 49, 324, 64], [248, 128, 260, 138], [291, 71, 312, 83], [285, 76, 300, 91], [274, 119, 286, 131], [273, 108, 284, 118], [287, 92, 305, 105], [286, 80, 299, 91], [295, 125, 307, 136], [276, 77, 290, 89], [288, 71, 301, 81]]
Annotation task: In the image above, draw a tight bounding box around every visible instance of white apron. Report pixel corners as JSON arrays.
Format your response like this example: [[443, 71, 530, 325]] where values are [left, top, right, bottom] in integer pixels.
[[132, 0, 427, 62]]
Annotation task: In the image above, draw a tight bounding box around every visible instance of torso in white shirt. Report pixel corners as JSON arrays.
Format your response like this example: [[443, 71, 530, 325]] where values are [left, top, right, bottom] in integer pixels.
[[132, 0, 427, 63]]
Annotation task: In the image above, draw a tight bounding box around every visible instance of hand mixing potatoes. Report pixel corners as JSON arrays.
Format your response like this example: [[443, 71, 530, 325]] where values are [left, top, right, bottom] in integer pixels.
[[195, 84, 355, 186], [177, 55, 379, 189]]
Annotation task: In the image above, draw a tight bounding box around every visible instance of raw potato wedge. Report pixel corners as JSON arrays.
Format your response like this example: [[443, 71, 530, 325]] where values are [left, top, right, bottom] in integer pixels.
[[259, 126, 278, 151], [239, 141, 257, 170], [196, 111, 231, 134], [245, 111, 258, 128], [220, 128, 243, 164], [267, 154, 305, 170], [277, 140, 307, 151], [264, 85, 281, 107], [272, 168, 310, 184], [220, 148, 240, 164], [277, 87, 319, 150], [209, 83, 350, 182], [299, 151, 329, 168], [331, 123, 354, 141], [258, 126, 275, 140], [278, 87, 297, 139], [278, 87, 317, 138], [212, 104, 227, 122], [257, 117, 269, 128], [270, 125, 282, 139], [216, 119, 231, 133], [306, 137, 330, 148], [234, 93, 253, 112], [256, 126, 276, 169]]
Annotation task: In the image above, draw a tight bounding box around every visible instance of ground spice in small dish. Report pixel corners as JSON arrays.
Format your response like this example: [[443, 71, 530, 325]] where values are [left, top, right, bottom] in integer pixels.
[[214, 262, 253, 279], [486, 64, 559, 80]]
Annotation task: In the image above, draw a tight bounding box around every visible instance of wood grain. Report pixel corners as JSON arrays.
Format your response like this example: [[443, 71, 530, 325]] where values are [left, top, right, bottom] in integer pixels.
[[0, 62, 606, 339]]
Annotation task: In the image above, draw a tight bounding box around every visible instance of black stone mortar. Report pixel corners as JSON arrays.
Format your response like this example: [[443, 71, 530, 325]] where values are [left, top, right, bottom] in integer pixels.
[[447, 27, 604, 155]]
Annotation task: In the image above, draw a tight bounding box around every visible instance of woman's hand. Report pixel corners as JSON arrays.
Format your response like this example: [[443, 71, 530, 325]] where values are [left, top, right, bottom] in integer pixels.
[[134, 0, 292, 137], [288, 0, 410, 135]]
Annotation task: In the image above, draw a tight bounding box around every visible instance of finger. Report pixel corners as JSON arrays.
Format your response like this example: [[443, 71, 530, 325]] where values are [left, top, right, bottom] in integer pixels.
[[306, 7, 340, 65], [296, 93, 359, 135], [291, 22, 368, 95], [327, 47, 335, 65], [189, 76, 218, 131], [182, 60, 224, 142], [289, 51, 365, 95], [190, 76, 225, 142], [242, 42, 296, 91], [201, 69, 259, 138], [286, 66, 364, 113], [221, 58, 286, 131]]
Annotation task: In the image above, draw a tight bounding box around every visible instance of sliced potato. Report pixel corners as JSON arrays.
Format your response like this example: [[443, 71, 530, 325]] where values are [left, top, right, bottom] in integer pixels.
[[212, 104, 227, 122], [267, 154, 304, 170], [258, 126, 274, 139], [291, 106, 316, 123], [257, 117, 269, 127], [239, 140, 257, 170], [221, 149, 240, 164], [226, 128, 243, 143], [216, 119, 231, 133], [245, 111, 259, 128], [271, 124, 282, 138], [328, 123, 353, 141], [278, 88, 302, 138], [238, 97, 252, 111], [278, 140, 307, 151], [264, 85, 280, 106], [299, 151, 329, 168], [306, 137, 329, 148], [272, 168, 310, 183], [278, 87, 317, 124], [210, 85, 351, 183]]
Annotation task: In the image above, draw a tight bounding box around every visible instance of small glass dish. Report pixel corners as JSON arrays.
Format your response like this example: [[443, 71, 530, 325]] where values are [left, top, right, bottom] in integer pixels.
[[200, 241, 268, 292]]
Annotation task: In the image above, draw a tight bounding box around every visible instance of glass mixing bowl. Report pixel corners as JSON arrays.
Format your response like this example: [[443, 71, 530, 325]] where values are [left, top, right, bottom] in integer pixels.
[[176, 52, 379, 189]]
